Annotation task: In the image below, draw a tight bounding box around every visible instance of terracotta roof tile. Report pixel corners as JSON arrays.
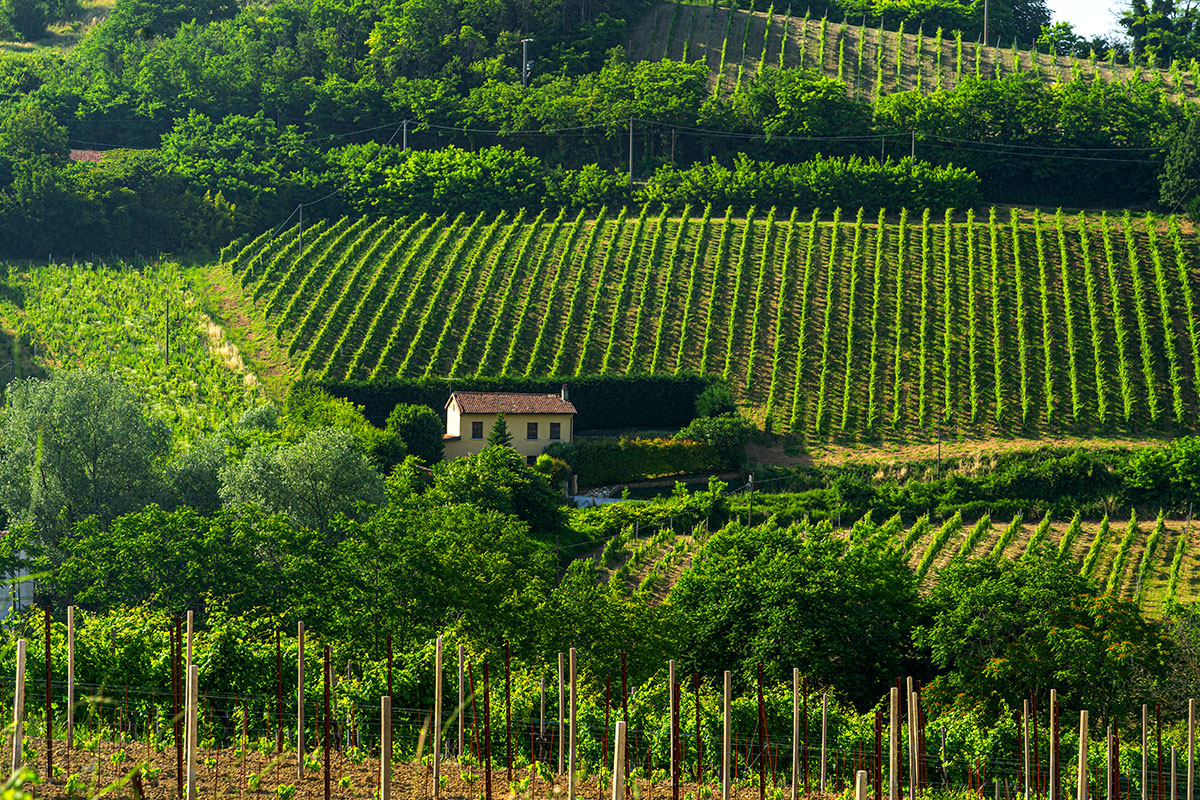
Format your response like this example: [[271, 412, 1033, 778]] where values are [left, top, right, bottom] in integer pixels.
[[448, 391, 576, 415]]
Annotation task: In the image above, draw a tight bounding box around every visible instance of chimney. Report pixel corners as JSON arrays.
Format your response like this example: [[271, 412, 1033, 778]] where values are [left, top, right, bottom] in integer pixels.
[[560, 383, 569, 402]]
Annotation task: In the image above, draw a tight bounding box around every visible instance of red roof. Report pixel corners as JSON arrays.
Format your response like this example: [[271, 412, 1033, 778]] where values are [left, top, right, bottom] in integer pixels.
[[69, 149, 104, 163], [448, 391, 576, 415]]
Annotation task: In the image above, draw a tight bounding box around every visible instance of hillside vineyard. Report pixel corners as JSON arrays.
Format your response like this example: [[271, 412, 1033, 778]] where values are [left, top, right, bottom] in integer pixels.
[[630, 1, 1200, 101], [226, 207, 1200, 439]]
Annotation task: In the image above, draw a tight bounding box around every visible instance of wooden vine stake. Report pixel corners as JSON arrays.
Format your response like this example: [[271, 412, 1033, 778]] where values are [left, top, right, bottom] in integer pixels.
[[857, 770, 869, 800], [889, 686, 899, 800], [484, 662, 493, 800], [569, 647, 578, 800], [10, 639, 25, 773], [380, 696, 392, 800], [185, 664, 198, 800], [458, 645, 465, 761], [1173, 747, 1178, 800], [67, 606, 74, 774], [1076, 711, 1088, 800], [612, 720, 627, 800], [907, 689, 918, 800], [669, 660, 676, 785], [43, 607, 51, 783], [1189, 699, 1196, 800], [722, 671, 731, 800], [434, 636, 443, 798], [1023, 700, 1031, 800], [558, 653, 565, 774], [1145, 704, 1150, 800], [297, 621, 305, 778], [324, 645, 331, 800], [821, 693, 829, 793], [791, 669, 800, 800]]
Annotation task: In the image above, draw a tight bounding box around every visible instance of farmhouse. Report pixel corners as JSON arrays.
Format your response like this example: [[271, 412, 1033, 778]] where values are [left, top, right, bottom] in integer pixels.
[[442, 387, 576, 462]]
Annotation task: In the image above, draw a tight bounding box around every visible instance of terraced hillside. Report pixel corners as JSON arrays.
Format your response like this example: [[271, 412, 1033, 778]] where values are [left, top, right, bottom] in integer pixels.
[[606, 506, 1200, 615], [627, 1, 1200, 102], [224, 207, 1200, 441]]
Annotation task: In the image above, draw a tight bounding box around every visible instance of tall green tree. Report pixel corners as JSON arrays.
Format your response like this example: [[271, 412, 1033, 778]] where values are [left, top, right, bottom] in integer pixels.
[[1161, 114, 1200, 218]]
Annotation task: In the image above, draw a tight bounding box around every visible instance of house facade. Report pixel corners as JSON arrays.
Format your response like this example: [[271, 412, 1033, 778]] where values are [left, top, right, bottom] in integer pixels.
[[442, 388, 577, 462]]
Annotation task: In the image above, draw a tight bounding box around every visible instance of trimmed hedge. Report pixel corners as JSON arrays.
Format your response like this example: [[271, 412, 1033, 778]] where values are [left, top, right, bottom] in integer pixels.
[[305, 374, 722, 431], [547, 438, 723, 486]]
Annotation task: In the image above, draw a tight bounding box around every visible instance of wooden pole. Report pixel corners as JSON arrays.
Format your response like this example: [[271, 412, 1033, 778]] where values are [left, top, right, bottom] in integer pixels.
[[695, 673, 702, 784], [1145, 705, 1151, 800], [1024, 700, 1031, 800], [276, 629, 282, 753], [569, 647, 577, 800], [66, 606, 73, 777], [858, 770, 869, 800], [10, 639, 25, 773], [1108, 727, 1114, 800], [875, 708, 883, 800], [890, 687, 900, 800], [44, 607, 51, 782], [174, 619, 182, 800], [821, 694, 829, 793], [459, 646, 466, 761], [558, 653, 565, 775], [185, 610, 193, 673], [757, 665, 766, 800], [622, 654, 630, 792], [484, 662, 493, 800], [298, 621, 305, 778], [380, 696, 392, 800], [1174, 748, 1179, 800], [792, 669, 800, 800], [613, 721, 627, 800], [723, 671, 732, 800], [1077, 711, 1088, 800], [505, 641, 512, 783], [1050, 690, 1059, 800], [674, 681, 682, 800], [907, 690, 918, 800], [434, 637, 443, 798], [669, 659, 676, 786], [324, 645, 331, 800], [185, 664, 198, 800], [1189, 699, 1196, 800]]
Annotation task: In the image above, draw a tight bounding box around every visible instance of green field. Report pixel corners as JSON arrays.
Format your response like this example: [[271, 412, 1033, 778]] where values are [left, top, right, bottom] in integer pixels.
[[223, 207, 1200, 440], [627, 1, 1200, 101]]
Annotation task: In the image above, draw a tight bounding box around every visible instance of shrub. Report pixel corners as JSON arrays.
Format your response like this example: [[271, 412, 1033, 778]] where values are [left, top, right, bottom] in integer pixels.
[[695, 382, 737, 418], [674, 413, 754, 468], [385, 403, 443, 465], [546, 437, 722, 486]]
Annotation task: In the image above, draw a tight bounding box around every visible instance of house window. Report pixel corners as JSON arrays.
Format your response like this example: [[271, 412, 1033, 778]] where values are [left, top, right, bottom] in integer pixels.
[[549, 422, 561, 440], [527, 422, 539, 440], [471, 421, 484, 439]]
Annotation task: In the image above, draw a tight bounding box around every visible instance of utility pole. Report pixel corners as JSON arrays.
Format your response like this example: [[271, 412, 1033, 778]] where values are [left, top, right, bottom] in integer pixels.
[[402, 120, 408, 152], [628, 118, 634, 186], [983, 0, 989, 48], [521, 39, 534, 87], [911, 130, 916, 160]]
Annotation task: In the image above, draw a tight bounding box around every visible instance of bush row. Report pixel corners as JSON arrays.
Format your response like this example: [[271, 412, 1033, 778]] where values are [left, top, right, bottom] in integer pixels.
[[547, 437, 723, 486]]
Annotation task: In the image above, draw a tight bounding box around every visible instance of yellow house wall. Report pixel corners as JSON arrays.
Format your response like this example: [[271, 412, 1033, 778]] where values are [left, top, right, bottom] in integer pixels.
[[443, 412, 574, 460]]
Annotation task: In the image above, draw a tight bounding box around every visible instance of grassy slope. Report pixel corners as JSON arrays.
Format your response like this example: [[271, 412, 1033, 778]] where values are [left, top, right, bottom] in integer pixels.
[[627, 1, 1199, 102], [220, 209, 1200, 443]]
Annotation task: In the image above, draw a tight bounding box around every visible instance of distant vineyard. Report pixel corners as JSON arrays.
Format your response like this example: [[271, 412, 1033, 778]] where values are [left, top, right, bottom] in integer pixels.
[[0, 263, 261, 438], [225, 208, 1200, 440], [627, 1, 1200, 102]]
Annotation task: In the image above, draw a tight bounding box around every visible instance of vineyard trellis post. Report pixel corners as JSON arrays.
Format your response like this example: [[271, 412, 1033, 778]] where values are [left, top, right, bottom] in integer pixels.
[[434, 636, 443, 797], [858, 770, 869, 800], [1188, 699, 1195, 800], [890, 687, 899, 800], [460, 646, 467, 760], [723, 670, 731, 800], [670, 659, 676, 784], [1076, 711, 1088, 800], [821, 693, 828, 792], [908, 690, 918, 800], [324, 644, 331, 800], [558, 653, 565, 774], [613, 720, 627, 800], [9, 638, 24, 772], [792, 669, 799, 800], [1023, 700, 1030, 800], [1145, 705, 1151, 800], [43, 607, 50, 783], [381, 696, 392, 800], [186, 609, 193, 673], [1107, 726, 1113, 800], [185, 664, 198, 800], [66, 605, 73, 774], [569, 647, 578, 800], [1173, 748, 1179, 800], [297, 621, 305, 778], [275, 629, 282, 753], [1051, 689, 1059, 800], [622, 653, 630, 793], [757, 664, 766, 800], [505, 640, 512, 783]]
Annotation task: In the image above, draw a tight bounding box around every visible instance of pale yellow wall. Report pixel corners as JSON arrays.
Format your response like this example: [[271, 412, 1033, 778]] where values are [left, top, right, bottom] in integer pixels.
[[443, 412, 574, 461]]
